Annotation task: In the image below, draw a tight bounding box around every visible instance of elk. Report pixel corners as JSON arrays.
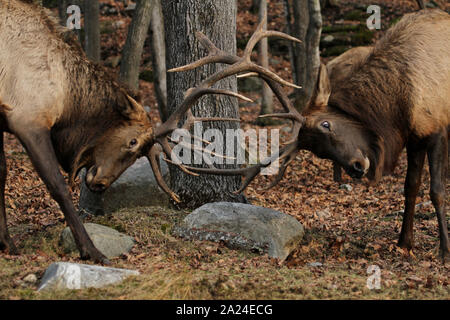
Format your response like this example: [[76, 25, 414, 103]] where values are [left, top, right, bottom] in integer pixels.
[[0, 0, 247, 263], [177, 10, 450, 262], [326, 46, 373, 182]]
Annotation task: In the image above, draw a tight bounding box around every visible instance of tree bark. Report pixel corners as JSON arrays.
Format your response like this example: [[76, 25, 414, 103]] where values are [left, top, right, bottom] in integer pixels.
[[119, 0, 154, 91], [150, 0, 168, 121], [256, 0, 274, 126], [58, 0, 68, 23], [291, 0, 322, 112], [162, 0, 245, 209], [84, 0, 100, 62]]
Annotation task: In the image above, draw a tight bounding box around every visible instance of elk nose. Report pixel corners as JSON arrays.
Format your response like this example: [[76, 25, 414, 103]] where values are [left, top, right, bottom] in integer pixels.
[[352, 161, 364, 173]]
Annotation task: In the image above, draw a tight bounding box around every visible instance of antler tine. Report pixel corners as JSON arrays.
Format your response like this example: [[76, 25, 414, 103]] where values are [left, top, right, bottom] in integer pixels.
[[168, 32, 239, 73], [243, 14, 302, 60], [147, 144, 181, 203], [153, 13, 306, 195]]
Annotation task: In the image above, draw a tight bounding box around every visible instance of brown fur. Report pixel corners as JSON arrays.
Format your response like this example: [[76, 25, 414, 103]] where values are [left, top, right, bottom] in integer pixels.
[[301, 9, 450, 259], [305, 10, 450, 181], [0, 0, 151, 181], [0, 0, 155, 262]]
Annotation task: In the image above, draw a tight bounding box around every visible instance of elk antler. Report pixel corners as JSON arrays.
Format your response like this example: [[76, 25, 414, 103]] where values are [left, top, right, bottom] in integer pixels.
[[163, 14, 305, 194]]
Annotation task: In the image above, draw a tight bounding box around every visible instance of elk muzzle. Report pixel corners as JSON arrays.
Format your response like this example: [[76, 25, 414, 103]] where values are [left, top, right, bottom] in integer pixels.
[[85, 166, 110, 193], [346, 150, 370, 179]]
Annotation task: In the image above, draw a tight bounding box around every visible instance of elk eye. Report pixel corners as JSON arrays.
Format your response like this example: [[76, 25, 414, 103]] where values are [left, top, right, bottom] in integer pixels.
[[129, 139, 138, 148], [321, 121, 331, 130]]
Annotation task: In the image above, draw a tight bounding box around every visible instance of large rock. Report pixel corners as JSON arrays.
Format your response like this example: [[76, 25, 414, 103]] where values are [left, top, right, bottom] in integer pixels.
[[38, 262, 139, 291], [173, 202, 304, 260], [60, 223, 135, 259], [79, 156, 169, 215]]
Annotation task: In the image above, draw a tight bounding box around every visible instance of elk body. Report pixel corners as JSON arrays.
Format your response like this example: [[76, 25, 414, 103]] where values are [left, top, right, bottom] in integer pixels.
[[179, 10, 450, 261], [0, 0, 231, 263], [301, 10, 450, 260]]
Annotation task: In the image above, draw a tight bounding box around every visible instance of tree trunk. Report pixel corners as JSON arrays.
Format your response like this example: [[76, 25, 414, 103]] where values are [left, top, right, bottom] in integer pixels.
[[256, 0, 275, 126], [291, 0, 322, 112], [162, 0, 245, 209], [58, 0, 68, 24], [84, 0, 100, 62], [119, 0, 154, 91], [150, 0, 168, 121]]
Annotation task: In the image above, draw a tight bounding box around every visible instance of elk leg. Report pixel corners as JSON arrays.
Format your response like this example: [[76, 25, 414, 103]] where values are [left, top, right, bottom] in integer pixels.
[[15, 129, 109, 264], [398, 142, 426, 250], [333, 162, 342, 182], [0, 132, 18, 254], [427, 131, 450, 262]]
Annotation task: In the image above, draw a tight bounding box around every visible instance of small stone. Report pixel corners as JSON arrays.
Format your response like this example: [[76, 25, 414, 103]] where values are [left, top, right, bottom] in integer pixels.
[[23, 274, 37, 284], [323, 35, 335, 43], [308, 262, 323, 267], [339, 184, 353, 192], [38, 263, 139, 291], [60, 223, 135, 259], [125, 3, 136, 11], [173, 202, 304, 261]]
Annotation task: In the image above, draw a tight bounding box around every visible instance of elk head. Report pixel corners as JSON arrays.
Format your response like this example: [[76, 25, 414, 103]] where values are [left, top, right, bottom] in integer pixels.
[[299, 64, 372, 180], [73, 67, 247, 202], [175, 15, 376, 193]]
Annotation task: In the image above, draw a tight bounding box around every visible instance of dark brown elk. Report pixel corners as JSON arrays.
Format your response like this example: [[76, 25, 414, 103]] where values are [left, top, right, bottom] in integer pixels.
[[326, 46, 373, 182], [180, 10, 450, 262], [0, 0, 246, 263]]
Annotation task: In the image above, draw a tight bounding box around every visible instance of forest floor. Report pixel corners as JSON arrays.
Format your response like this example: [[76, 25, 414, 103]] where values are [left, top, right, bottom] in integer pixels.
[[0, 0, 448, 299]]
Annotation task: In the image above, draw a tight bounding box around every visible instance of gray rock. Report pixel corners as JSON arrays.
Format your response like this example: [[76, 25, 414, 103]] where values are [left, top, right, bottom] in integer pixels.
[[173, 202, 304, 260], [308, 262, 323, 267], [323, 35, 335, 43], [38, 262, 139, 291], [60, 223, 135, 259], [339, 184, 353, 192], [79, 156, 169, 215]]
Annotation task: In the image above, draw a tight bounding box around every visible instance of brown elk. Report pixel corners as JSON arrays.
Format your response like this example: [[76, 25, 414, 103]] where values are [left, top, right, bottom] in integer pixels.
[[326, 46, 373, 182], [178, 10, 450, 261], [0, 0, 249, 263]]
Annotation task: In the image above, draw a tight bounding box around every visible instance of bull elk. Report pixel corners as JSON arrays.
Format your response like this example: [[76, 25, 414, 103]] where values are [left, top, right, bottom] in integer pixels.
[[0, 0, 249, 263], [178, 10, 450, 262]]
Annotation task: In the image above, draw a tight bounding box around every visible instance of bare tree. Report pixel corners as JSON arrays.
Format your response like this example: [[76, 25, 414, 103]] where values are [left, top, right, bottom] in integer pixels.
[[119, 0, 154, 91], [150, 0, 168, 121], [289, 0, 323, 111], [256, 0, 275, 126], [162, 0, 245, 208], [84, 0, 100, 62]]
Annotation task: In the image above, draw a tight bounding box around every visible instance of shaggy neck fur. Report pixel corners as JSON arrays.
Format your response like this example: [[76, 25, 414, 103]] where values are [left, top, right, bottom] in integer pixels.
[[328, 44, 414, 180]]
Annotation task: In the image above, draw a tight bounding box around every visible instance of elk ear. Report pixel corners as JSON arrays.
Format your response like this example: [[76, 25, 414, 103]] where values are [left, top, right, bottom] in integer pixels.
[[312, 63, 331, 108], [117, 93, 146, 120]]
